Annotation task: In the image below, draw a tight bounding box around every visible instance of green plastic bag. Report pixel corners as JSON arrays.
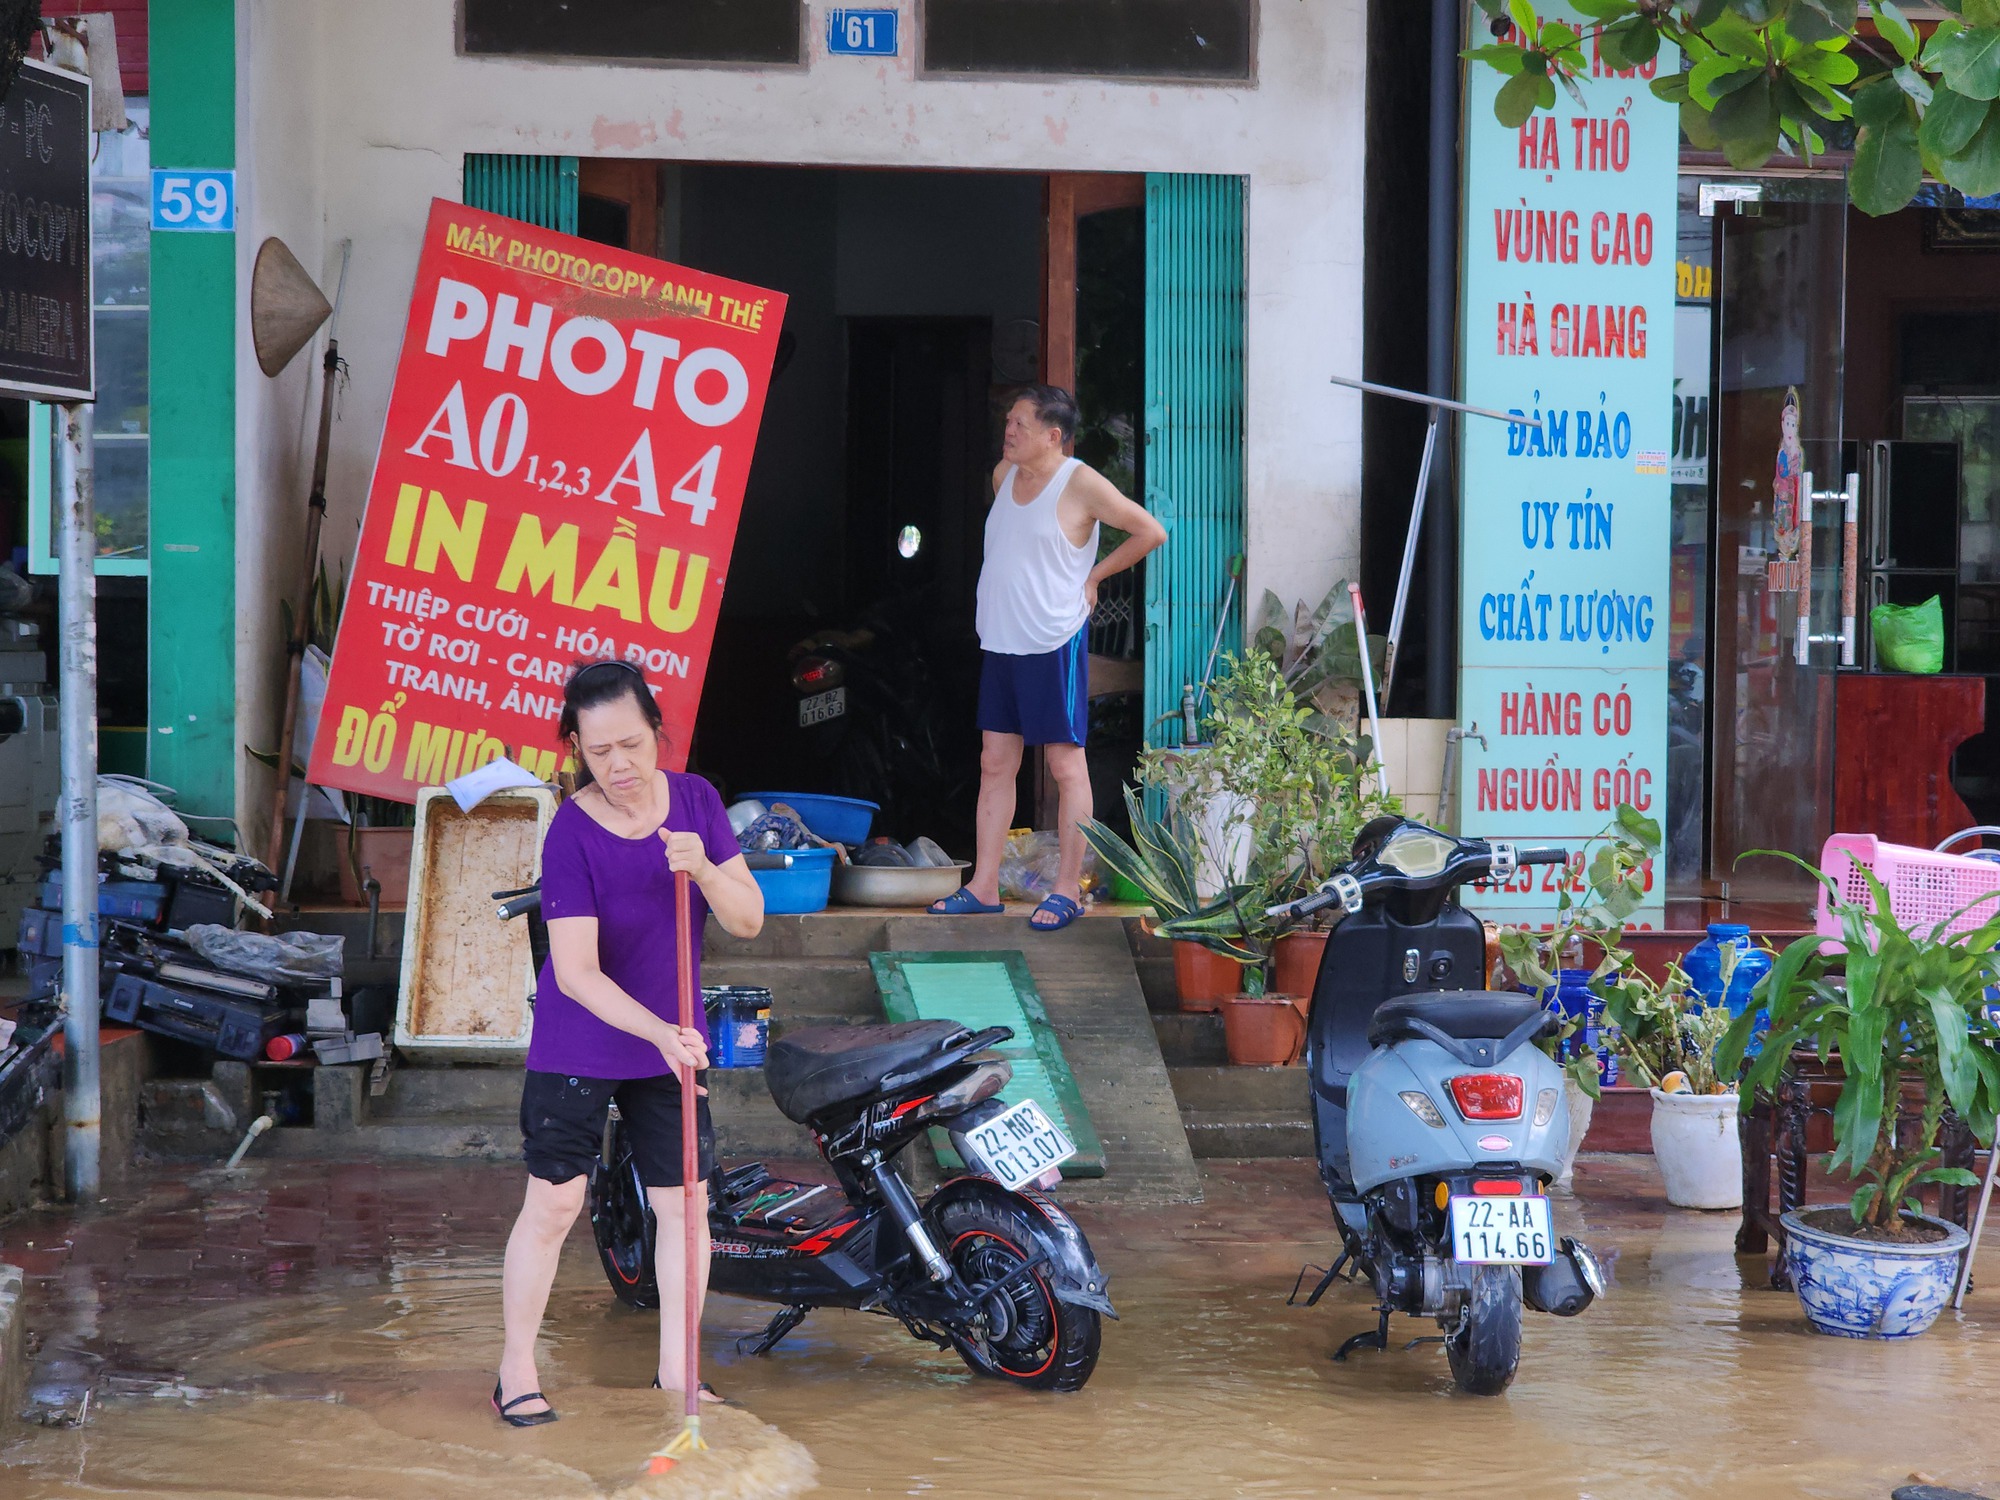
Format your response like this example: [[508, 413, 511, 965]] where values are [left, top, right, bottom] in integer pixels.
[[1871, 596, 1944, 674]]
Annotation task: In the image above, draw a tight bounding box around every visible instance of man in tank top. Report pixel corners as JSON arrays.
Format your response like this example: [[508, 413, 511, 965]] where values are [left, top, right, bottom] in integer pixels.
[[929, 386, 1167, 931]]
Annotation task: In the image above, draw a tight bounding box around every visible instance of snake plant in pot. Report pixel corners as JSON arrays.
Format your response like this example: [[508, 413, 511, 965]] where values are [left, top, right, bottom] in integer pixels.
[[1718, 852, 2000, 1339], [1080, 786, 1264, 1009]]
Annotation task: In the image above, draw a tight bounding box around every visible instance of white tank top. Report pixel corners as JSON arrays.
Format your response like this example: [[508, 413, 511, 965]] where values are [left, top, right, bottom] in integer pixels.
[[976, 458, 1099, 655]]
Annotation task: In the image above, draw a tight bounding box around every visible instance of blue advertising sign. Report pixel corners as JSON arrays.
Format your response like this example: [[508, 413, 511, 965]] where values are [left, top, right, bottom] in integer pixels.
[[1456, 12, 1678, 915], [150, 168, 235, 232], [827, 8, 897, 56]]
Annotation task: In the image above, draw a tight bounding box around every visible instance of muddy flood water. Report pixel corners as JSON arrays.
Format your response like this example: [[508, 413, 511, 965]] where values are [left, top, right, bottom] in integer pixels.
[[1, 1152, 1996, 1500]]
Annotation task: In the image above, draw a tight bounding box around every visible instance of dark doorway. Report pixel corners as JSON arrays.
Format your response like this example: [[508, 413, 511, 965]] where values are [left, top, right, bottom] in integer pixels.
[[823, 316, 995, 848]]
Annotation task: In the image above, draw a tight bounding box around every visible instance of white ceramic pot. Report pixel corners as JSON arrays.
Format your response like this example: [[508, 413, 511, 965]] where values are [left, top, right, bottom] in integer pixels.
[[1555, 1078, 1594, 1194], [1649, 1088, 1743, 1210]]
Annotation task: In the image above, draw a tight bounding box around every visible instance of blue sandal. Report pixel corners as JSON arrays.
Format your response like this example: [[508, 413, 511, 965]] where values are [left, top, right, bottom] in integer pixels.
[[929, 886, 1004, 915], [1030, 893, 1083, 931]]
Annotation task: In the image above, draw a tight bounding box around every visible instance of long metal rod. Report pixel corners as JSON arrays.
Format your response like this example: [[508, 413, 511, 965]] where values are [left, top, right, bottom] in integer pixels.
[[57, 402, 100, 1200], [1349, 581, 1389, 800], [1330, 375, 1539, 428], [263, 335, 341, 878], [1380, 415, 1439, 706], [265, 241, 351, 884], [1333, 375, 1533, 710], [1424, 0, 1463, 723], [1955, 1131, 1997, 1308]]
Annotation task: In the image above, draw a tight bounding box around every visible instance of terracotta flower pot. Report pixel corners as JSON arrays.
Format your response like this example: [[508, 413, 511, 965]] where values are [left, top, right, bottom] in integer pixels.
[[1273, 930, 1328, 1000], [1221, 993, 1307, 1067], [1172, 940, 1242, 1013], [337, 825, 415, 907]]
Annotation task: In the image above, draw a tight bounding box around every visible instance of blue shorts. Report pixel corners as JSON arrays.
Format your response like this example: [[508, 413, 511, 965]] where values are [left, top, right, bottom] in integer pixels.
[[977, 631, 1089, 747]]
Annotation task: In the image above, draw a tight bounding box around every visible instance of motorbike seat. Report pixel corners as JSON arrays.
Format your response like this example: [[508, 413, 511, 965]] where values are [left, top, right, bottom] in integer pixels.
[[764, 1020, 968, 1123], [1368, 992, 1553, 1052]]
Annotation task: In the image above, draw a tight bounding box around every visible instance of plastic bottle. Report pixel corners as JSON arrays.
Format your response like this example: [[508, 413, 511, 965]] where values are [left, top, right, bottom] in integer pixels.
[[266, 1033, 310, 1061], [1181, 683, 1201, 747]]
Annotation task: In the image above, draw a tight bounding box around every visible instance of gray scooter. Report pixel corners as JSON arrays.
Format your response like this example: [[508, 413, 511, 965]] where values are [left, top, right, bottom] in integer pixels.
[[1273, 818, 1608, 1395]]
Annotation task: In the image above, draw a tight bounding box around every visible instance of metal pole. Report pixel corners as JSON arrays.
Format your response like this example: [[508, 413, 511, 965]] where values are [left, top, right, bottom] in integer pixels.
[[263, 336, 341, 878], [1349, 581, 1389, 800], [1381, 412, 1439, 706], [56, 402, 100, 1200], [1424, 0, 1463, 721]]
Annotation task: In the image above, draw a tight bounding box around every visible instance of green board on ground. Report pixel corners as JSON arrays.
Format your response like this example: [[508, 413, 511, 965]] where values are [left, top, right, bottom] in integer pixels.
[[870, 950, 1104, 1178]]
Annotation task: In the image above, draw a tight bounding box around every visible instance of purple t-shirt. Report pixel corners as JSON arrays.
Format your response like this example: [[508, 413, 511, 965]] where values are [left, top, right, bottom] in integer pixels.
[[527, 772, 739, 1079]]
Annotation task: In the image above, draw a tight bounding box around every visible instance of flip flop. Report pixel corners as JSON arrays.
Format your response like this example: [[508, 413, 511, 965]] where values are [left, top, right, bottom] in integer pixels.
[[928, 886, 1004, 915], [1030, 893, 1083, 931]]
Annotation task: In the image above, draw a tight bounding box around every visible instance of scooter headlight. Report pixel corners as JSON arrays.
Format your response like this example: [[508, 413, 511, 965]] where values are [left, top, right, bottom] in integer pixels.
[[1533, 1088, 1560, 1127], [1399, 1091, 1447, 1128]]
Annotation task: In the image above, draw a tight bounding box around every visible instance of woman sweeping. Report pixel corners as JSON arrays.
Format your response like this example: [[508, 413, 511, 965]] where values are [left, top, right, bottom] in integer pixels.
[[494, 660, 764, 1426]]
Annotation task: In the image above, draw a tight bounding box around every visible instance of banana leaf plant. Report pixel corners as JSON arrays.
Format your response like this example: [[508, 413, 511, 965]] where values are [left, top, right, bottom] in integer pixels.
[[1080, 785, 1271, 991], [1718, 851, 2000, 1238]]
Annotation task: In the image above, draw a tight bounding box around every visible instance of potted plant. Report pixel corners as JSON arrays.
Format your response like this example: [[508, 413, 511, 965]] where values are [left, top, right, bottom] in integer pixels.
[[1150, 650, 1395, 994], [1081, 787, 1250, 1012], [1247, 585, 1391, 995], [1494, 806, 1664, 1187], [1719, 854, 2000, 1339], [1607, 978, 1743, 1209]]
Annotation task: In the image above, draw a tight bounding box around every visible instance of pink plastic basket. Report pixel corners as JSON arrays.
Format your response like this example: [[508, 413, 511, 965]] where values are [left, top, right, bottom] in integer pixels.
[[1815, 832, 2000, 940]]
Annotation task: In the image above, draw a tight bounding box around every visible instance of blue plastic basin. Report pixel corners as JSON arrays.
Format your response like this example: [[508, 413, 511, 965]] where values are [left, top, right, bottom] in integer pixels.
[[749, 846, 837, 915], [739, 792, 878, 846]]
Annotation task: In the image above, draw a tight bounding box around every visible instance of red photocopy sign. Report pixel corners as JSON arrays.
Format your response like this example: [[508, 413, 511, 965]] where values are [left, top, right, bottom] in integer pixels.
[[308, 199, 786, 801]]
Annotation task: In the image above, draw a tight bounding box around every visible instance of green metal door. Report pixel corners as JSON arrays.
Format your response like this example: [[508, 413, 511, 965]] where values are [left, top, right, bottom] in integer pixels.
[[1143, 173, 1245, 750], [463, 154, 579, 232]]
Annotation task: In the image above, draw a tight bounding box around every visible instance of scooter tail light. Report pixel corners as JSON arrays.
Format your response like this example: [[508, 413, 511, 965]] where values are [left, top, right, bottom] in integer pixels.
[[791, 656, 844, 692], [1448, 1073, 1525, 1120], [1533, 1087, 1560, 1127], [931, 1061, 1011, 1114], [1399, 1091, 1447, 1128]]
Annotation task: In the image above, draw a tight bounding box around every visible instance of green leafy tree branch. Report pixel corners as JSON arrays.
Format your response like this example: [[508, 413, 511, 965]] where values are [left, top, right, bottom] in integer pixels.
[[1467, 0, 2000, 216]]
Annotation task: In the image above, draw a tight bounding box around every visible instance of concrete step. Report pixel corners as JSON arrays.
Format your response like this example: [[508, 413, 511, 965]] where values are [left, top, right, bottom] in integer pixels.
[[1179, 1109, 1314, 1159], [1153, 1011, 1226, 1067], [367, 1064, 519, 1119], [1168, 1064, 1308, 1114], [703, 913, 890, 960], [703, 956, 881, 1021], [262, 1111, 519, 1161], [1124, 917, 1178, 1014]]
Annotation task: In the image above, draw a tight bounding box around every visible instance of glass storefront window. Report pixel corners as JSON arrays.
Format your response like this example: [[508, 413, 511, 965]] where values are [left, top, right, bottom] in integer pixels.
[[1667, 177, 1714, 887], [1705, 176, 1848, 900], [28, 101, 148, 574]]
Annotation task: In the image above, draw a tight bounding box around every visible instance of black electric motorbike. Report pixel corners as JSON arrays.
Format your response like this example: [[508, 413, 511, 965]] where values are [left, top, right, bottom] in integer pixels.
[[786, 597, 974, 843], [494, 887, 1113, 1392]]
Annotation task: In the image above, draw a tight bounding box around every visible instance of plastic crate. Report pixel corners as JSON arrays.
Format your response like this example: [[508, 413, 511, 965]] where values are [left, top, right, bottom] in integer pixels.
[[1815, 833, 2000, 940]]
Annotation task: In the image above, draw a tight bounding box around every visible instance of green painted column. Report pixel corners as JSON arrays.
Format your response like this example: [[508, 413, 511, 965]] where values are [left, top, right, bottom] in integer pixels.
[[147, 0, 236, 815]]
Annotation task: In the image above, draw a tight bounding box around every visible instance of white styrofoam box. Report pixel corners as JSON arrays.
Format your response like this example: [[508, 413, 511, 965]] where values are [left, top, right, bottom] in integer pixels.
[[393, 785, 557, 1060]]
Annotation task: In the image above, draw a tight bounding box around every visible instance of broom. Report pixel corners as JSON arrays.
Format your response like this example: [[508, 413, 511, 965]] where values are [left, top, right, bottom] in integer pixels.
[[645, 867, 708, 1474]]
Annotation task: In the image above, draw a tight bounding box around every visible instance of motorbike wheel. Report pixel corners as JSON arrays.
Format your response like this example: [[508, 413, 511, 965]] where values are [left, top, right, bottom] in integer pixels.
[[931, 1195, 1101, 1392], [1443, 1264, 1522, 1396], [588, 1114, 659, 1310]]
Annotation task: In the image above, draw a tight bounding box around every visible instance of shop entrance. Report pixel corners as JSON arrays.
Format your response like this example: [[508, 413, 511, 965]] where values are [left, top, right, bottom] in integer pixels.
[[567, 162, 1152, 852], [1695, 178, 1849, 901]]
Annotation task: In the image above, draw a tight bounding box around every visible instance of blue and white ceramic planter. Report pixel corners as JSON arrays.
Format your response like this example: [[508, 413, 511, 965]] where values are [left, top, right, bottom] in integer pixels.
[[1781, 1208, 1968, 1340]]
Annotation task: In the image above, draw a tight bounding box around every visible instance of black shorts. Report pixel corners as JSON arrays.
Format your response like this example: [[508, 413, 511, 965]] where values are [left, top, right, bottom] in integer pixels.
[[520, 1069, 715, 1189]]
